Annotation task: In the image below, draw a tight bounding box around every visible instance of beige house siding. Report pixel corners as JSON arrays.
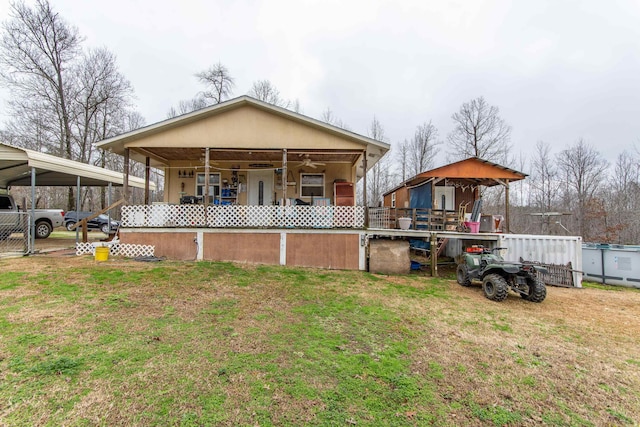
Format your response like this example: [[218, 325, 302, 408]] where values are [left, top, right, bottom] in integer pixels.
[[126, 106, 366, 151]]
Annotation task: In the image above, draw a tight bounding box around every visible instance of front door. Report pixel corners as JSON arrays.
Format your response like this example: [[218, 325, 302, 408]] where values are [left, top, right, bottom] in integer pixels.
[[434, 186, 455, 210], [248, 170, 274, 206]]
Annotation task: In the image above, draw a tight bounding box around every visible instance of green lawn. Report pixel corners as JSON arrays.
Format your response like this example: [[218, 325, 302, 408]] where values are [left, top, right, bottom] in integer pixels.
[[0, 257, 638, 426]]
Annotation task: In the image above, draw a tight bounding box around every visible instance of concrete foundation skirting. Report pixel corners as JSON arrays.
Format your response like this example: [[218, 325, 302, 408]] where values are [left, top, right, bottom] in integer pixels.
[[120, 228, 365, 270]]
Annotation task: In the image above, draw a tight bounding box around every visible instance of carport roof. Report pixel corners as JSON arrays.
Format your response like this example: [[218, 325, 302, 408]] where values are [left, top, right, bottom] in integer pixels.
[[0, 143, 152, 190]]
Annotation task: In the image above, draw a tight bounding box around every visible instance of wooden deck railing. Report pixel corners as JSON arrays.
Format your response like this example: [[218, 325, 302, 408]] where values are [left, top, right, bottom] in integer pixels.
[[368, 207, 459, 231]]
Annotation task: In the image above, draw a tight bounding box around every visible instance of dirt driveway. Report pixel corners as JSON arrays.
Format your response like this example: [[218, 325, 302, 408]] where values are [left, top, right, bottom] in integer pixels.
[[1, 230, 107, 257]]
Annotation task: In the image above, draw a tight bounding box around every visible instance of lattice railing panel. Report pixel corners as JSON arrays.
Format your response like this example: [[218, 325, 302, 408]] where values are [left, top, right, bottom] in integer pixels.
[[76, 242, 155, 258], [123, 205, 365, 229], [123, 204, 207, 227]]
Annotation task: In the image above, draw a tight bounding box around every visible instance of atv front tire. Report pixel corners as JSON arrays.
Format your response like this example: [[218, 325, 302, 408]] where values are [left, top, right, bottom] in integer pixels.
[[482, 274, 508, 302], [456, 264, 472, 287], [523, 278, 546, 303]]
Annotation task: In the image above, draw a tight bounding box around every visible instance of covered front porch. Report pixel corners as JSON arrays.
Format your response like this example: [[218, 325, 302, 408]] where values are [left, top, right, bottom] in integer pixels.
[[98, 96, 389, 214]]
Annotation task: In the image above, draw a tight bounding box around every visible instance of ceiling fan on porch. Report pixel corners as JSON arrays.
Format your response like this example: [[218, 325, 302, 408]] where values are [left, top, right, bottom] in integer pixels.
[[298, 154, 326, 168]]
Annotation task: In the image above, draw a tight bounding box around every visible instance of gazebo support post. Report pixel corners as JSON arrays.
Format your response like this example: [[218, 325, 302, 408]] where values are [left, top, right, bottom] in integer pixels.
[[505, 179, 510, 233]]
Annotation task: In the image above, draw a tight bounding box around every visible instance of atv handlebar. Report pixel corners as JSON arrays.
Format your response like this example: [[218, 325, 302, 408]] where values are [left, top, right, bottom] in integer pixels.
[[482, 247, 508, 254]]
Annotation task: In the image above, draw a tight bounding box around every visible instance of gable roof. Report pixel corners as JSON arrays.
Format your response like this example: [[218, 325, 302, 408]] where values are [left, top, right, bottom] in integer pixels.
[[96, 96, 390, 174], [384, 157, 527, 196]]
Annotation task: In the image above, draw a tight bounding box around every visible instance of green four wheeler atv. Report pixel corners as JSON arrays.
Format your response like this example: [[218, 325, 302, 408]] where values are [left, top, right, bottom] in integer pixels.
[[456, 245, 547, 303]]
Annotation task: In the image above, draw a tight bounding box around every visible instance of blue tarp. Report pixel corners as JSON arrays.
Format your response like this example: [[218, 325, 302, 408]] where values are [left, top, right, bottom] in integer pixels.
[[409, 181, 432, 209], [409, 239, 430, 250]]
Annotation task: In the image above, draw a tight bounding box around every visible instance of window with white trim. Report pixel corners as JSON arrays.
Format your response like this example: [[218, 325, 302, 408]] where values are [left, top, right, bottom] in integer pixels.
[[196, 173, 220, 203], [300, 173, 325, 198], [391, 192, 396, 208]]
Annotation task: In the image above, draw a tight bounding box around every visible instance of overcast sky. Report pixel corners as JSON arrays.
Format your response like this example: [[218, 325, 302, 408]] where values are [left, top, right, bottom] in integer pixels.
[[1, 0, 639, 167]]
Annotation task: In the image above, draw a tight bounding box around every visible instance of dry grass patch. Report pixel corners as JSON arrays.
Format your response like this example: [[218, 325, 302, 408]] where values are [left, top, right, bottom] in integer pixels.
[[0, 255, 638, 426]]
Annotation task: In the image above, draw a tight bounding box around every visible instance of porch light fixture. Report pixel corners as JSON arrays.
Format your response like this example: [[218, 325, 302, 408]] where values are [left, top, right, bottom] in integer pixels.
[[178, 170, 194, 178]]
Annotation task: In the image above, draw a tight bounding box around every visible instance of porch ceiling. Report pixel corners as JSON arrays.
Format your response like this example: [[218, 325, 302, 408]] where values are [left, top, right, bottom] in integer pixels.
[[410, 177, 512, 188], [136, 147, 362, 165]]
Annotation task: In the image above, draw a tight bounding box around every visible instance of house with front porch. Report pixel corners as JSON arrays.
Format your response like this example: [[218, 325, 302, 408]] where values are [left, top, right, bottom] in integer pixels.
[[97, 96, 390, 268]]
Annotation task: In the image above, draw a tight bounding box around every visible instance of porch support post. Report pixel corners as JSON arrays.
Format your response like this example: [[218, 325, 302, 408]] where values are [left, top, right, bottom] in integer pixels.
[[505, 179, 510, 233], [204, 148, 210, 206], [144, 156, 150, 205], [29, 167, 36, 254], [432, 180, 436, 209], [107, 182, 112, 231], [123, 148, 130, 205], [282, 148, 287, 204], [362, 150, 368, 227], [430, 232, 438, 277], [75, 175, 81, 243]]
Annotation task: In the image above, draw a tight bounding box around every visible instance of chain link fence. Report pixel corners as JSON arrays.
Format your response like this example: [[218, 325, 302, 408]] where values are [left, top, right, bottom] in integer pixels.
[[0, 212, 30, 257]]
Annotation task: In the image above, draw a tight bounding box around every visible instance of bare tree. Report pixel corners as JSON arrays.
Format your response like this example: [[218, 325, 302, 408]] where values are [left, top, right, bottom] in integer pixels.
[[291, 98, 302, 114], [530, 141, 560, 214], [248, 80, 290, 108], [408, 120, 440, 176], [0, 0, 82, 160], [320, 107, 350, 130], [1, 0, 143, 211], [166, 62, 234, 118], [1, 95, 58, 153], [364, 117, 392, 206], [195, 62, 234, 105], [167, 96, 207, 118], [607, 151, 640, 243], [76, 48, 136, 208], [447, 96, 511, 162], [321, 107, 336, 124], [74, 47, 133, 164], [556, 139, 609, 239], [395, 139, 410, 182]]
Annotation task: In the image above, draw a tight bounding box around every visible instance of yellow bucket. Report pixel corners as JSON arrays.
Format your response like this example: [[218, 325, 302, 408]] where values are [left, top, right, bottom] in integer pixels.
[[94, 246, 109, 262]]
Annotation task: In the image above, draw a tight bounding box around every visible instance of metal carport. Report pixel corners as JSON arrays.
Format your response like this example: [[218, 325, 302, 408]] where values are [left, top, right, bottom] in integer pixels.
[[0, 142, 154, 253]]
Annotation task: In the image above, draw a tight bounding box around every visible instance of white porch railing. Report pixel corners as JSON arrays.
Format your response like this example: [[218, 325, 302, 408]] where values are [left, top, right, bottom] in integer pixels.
[[122, 205, 365, 229]]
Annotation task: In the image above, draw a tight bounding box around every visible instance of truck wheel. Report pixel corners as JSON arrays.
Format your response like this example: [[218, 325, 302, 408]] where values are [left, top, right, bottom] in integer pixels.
[[524, 278, 547, 303], [35, 220, 53, 239], [0, 232, 10, 241], [101, 224, 110, 234], [482, 274, 508, 301], [456, 264, 472, 287], [66, 221, 76, 231]]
